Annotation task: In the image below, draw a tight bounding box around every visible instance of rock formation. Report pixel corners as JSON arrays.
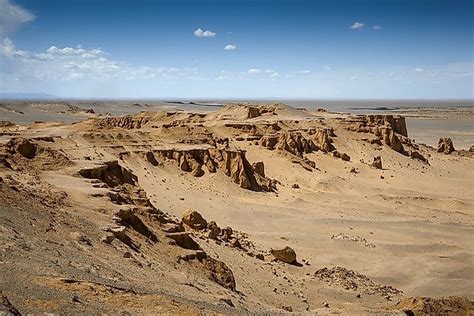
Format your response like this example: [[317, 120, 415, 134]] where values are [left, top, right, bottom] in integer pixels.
[[155, 148, 277, 192], [94, 113, 152, 129], [78, 161, 138, 187], [437, 137, 455, 154], [393, 296, 474, 315], [371, 156, 383, 169], [260, 129, 336, 157]]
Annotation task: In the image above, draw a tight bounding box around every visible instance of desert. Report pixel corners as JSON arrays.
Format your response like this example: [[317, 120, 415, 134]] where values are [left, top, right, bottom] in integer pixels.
[[1, 101, 473, 315], [1, 0, 474, 314]]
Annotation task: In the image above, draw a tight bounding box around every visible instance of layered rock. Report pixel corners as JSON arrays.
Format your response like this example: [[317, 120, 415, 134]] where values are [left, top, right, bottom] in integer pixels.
[[155, 148, 277, 192], [260, 129, 335, 157], [345, 115, 430, 164], [365, 115, 408, 137], [94, 113, 152, 129]]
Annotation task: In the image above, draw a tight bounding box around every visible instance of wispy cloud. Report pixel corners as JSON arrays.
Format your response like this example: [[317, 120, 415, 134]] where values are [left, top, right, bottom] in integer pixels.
[[350, 22, 364, 30], [224, 44, 236, 51], [247, 68, 279, 78], [1, 38, 197, 81], [414, 67, 424, 72], [248, 68, 261, 74], [373, 25, 382, 30], [0, 0, 35, 37], [194, 28, 216, 38], [297, 69, 311, 74]]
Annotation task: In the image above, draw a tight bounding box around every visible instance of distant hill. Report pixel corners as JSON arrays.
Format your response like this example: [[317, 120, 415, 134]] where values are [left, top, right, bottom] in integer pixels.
[[0, 93, 59, 100]]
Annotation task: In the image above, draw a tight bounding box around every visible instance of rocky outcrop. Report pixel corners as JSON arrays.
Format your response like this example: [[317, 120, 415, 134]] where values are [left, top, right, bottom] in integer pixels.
[[155, 148, 277, 192], [437, 137, 455, 154], [314, 266, 402, 297], [94, 113, 151, 129], [346, 115, 407, 154], [78, 161, 138, 187], [113, 207, 157, 242], [179, 251, 236, 292], [182, 209, 208, 230], [346, 115, 430, 164], [312, 128, 336, 152], [261, 132, 316, 157], [270, 246, 297, 264], [145, 151, 160, 166], [203, 257, 236, 292], [1, 138, 73, 170], [455, 145, 474, 158], [393, 296, 474, 315], [410, 151, 429, 164], [365, 115, 408, 137], [371, 156, 382, 169], [166, 232, 201, 250], [260, 129, 335, 159]]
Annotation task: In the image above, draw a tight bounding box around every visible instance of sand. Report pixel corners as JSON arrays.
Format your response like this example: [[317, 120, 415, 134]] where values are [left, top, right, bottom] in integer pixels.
[[0, 102, 473, 314]]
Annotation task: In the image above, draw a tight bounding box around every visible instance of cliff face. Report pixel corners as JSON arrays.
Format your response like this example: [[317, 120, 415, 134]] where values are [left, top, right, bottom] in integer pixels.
[[154, 148, 277, 192]]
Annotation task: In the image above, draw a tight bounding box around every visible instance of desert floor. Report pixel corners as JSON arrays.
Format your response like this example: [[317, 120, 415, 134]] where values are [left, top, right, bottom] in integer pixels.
[[0, 101, 473, 315]]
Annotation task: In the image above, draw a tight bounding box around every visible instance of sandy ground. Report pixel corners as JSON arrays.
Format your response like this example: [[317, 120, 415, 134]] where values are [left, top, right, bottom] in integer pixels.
[[0, 102, 473, 314]]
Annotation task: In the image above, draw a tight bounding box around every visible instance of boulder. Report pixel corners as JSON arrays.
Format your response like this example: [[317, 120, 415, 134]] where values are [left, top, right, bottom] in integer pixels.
[[437, 138, 455, 154], [221, 227, 233, 241], [333, 151, 351, 161], [182, 209, 207, 230], [207, 221, 221, 240], [270, 246, 297, 263], [15, 139, 37, 159]]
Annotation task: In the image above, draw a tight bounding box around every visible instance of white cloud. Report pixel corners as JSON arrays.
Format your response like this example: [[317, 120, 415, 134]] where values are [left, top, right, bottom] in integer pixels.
[[0, 0, 35, 37], [0, 38, 197, 81], [224, 44, 236, 51], [298, 69, 311, 74], [270, 72, 280, 78], [194, 28, 216, 38], [247, 68, 280, 78], [323, 66, 332, 71], [373, 25, 382, 30], [248, 68, 261, 74], [414, 67, 424, 72], [350, 22, 364, 30]]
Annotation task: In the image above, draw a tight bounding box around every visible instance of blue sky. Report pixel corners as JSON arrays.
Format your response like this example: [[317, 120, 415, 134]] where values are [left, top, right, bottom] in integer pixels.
[[0, 0, 473, 99]]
